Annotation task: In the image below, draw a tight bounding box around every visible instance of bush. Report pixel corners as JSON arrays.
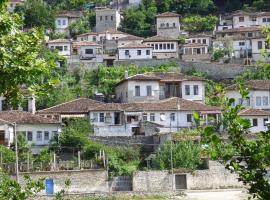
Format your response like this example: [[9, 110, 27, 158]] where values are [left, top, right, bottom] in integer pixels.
[[0, 146, 15, 163]]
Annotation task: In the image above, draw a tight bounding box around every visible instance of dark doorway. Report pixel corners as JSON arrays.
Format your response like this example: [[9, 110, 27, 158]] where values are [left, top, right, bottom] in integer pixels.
[[175, 174, 187, 190], [114, 112, 121, 125], [0, 131, 5, 145]]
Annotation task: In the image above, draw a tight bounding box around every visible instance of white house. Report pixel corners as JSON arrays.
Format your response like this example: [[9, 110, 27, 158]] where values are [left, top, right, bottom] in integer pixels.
[[89, 97, 220, 136], [239, 108, 270, 133], [0, 111, 61, 154], [117, 35, 144, 47], [55, 11, 81, 36], [77, 32, 99, 42], [156, 12, 181, 39], [47, 39, 72, 56], [143, 35, 179, 59], [114, 72, 205, 103], [226, 80, 270, 110], [118, 42, 153, 60], [72, 41, 103, 61], [251, 37, 270, 61], [95, 8, 121, 33]]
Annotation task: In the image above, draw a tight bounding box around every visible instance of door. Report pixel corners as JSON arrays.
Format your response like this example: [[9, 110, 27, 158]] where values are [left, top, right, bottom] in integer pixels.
[[0, 130, 5, 145], [175, 174, 187, 190]]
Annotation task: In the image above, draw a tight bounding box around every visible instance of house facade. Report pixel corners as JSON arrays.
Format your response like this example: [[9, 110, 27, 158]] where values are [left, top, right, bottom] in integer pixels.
[[118, 42, 153, 60], [0, 111, 61, 154], [95, 8, 121, 33], [156, 12, 181, 39], [226, 80, 270, 110], [72, 41, 103, 61], [55, 11, 81, 36], [114, 72, 205, 103], [47, 39, 72, 56], [89, 97, 220, 136], [239, 108, 270, 133], [143, 36, 179, 59]]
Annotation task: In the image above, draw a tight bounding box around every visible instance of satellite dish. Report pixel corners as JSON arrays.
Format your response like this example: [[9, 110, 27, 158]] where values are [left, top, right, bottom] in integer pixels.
[[160, 114, 166, 121]]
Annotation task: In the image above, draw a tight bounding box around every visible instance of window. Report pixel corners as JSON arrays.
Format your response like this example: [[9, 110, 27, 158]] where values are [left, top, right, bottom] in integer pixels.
[[125, 50, 129, 55], [146, 50, 150, 55], [252, 17, 257, 21], [111, 16, 113, 21], [173, 23, 176, 27], [171, 43, 174, 49], [64, 46, 68, 51], [135, 86, 140, 96], [268, 18, 270, 22], [163, 44, 167, 49], [105, 113, 112, 123], [105, 16, 108, 20], [239, 17, 244, 22], [263, 18, 267, 22], [258, 41, 263, 50], [137, 50, 141, 55], [238, 98, 243, 105], [27, 132, 32, 141], [239, 42, 245, 46], [198, 39, 201, 44], [185, 85, 190, 95], [150, 113, 155, 121], [170, 113, 175, 121], [246, 98, 250, 106], [187, 114, 192, 122], [62, 20, 66, 26], [192, 39, 196, 43], [252, 118, 258, 126], [57, 20, 61, 26], [160, 113, 165, 121], [155, 44, 158, 49], [264, 118, 269, 126], [159, 44, 163, 49], [263, 96, 269, 106], [146, 85, 152, 96], [93, 36, 96, 41], [36, 131, 42, 141], [193, 85, 199, 95], [100, 16, 102, 21], [99, 113, 105, 122], [92, 113, 98, 122], [44, 131, 49, 140], [166, 23, 169, 27], [256, 96, 262, 106], [55, 46, 63, 51], [142, 113, 147, 121], [248, 32, 253, 37], [167, 43, 171, 49], [85, 49, 93, 54], [203, 39, 206, 44]]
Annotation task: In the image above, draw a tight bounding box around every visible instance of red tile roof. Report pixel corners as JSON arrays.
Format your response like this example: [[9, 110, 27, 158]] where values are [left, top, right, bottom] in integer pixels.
[[118, 42, 152, 49], [156, 12, 180, 18], [143, 35, 177, 42], [226, 80, 270, 91], [239, 108, 270, 116]]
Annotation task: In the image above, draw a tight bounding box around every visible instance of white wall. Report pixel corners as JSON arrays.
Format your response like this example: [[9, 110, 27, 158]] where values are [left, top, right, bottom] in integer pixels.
[[55, 17, 68, 30], [181, 81, 205, 103], [48, 43, 71, 56], [118, 48, 153, 60], [232, 39, 252, 59], [251, 38, 270, 61], [241, 116, 269, 133]]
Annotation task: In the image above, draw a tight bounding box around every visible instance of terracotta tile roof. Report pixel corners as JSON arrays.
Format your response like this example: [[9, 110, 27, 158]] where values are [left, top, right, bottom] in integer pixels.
[[117, 35, 144, 41], [47, 39, 72, 44], [38, 98, 104, 114], [145, 72, 205, 82], [216, 27, 262, 34], [239, 108, 270, 116], [118, 42, 152, 49], [57, 11, 82, 18], [77, 32, 98, 37], [90, 98, 220, 112], [115, 74, 161, 87], [0, 111, 60, 124], [143, 35, 177, 42], [226, 80, 270, 91], [156, 12, 180, 18], [98, 28, 126, 35], [73, 41, 101, 47], [188, 33, 213, 38], [228, 10, 270, 17]]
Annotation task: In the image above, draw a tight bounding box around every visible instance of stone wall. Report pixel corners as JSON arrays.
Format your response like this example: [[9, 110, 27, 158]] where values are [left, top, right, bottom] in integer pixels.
[[15, 169, 108, 194], [133, 161, 243, 191]]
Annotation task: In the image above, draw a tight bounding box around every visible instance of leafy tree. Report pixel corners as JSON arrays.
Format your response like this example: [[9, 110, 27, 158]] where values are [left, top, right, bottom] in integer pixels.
[[0, 0, 57, 106], [0, 145, 16, 163], [154, 141, 202, 170], [15, 0, 55, 30], [183, 15, 218, 32], [68, 17, 91, 38]]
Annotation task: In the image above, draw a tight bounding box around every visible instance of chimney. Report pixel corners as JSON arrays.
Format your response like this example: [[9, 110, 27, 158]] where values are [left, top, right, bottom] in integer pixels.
[[124, 70, 129, 79], [28, 95, 36, 114]]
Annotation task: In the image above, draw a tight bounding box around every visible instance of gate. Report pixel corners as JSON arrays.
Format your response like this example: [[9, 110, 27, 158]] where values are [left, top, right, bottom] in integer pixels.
[[110, 176, 132, 191], [175, 174, 187, 190]]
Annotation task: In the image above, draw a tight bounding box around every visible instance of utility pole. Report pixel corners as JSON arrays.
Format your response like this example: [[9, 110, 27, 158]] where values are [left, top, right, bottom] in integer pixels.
[[14, 122, 19, 182]]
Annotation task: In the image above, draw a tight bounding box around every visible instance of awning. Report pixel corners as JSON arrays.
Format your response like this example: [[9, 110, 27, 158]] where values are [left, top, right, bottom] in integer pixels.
[[124, 112, 142, 116]]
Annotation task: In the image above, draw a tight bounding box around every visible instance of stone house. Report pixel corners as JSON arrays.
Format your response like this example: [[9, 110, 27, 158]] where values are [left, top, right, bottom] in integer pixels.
[[114, 72, 205, 103], [0, 111, 61, 154], [55, 11, 81, 36], [95, 8, 121, 33], [118, 42, 153, 60], [239, 108, 270, 133], [72, 41, 103, 61], [156, 12, 181, 39], [89, 97, 220, 136], [143, 35, 179, 59], [226, 80, 270, 110], [47, 39, 72, 56]]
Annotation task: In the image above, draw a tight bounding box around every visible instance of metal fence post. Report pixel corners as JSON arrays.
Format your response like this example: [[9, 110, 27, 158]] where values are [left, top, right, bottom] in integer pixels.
[[78, 151, 81, 169]]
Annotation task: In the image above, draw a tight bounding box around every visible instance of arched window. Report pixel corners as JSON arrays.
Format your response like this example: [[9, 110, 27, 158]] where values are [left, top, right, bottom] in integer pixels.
[[166, 23, 169, 27]]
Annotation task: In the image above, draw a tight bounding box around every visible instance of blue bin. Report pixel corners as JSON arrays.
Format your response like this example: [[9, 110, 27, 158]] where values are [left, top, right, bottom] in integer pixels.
[[45, 179, 54, 195]]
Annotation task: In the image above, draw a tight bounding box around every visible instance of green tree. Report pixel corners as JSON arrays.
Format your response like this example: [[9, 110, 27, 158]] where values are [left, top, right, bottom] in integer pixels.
[[0, 146, 16, 163], [154, 141, 202, 170], [0, 0, 57, 106], [183, 15, 218, 32], [15, 0, 55, 30], [68, 17, 91, 38]]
